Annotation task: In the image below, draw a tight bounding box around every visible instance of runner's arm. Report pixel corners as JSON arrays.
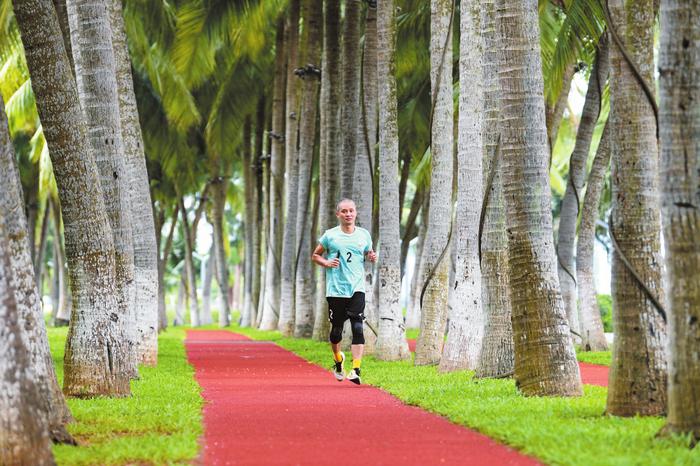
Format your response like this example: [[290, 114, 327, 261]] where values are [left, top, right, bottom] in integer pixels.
[[312, 244, 339, 268]]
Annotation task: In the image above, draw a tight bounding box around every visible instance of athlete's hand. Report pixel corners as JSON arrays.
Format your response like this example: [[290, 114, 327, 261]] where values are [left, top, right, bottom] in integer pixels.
[[367, 250, 378, 263], [326, 258, 340, 268]]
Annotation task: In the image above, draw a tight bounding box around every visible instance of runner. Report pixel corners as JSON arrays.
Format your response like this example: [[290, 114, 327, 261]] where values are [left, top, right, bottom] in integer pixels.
[[311, 198, 377, 385]]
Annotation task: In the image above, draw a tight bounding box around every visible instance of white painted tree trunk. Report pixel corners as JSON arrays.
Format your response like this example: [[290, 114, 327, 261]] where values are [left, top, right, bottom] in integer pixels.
[[414, 0, 453, 366], [440, 0, 484, 372], [14, 0, 130, 397], [375, 0, 410, 361], [179, 198, 199, 327], [110, 0, 159, 366]]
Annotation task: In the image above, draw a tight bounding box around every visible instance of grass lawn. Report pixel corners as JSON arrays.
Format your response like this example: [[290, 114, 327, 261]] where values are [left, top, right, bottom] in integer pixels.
[[230, 325, 699, 466], [576, 349, 612, 366], [49, 326, 202, 465]]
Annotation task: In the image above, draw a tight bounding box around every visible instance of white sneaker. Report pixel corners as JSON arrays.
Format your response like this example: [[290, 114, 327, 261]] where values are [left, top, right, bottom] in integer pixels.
[[333, 352, 345, 381], [347, 368, 361, 385]]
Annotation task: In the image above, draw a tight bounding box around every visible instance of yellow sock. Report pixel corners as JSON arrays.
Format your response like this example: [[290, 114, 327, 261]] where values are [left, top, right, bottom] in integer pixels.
[[352, 358, 361, 369], [334, 351, 343, 363]]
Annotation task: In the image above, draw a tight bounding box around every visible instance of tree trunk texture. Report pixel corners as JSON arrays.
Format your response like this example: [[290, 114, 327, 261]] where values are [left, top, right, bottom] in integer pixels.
[[0, 219, 54, 465], [241, 118, 255, 327], [51, 0, 74, 76], [51, 198, 71, 326], [606, 0, 667, 416], [312, 0, 342, 341], [1, 96, 75, 444], [556, 35, 609, 343], [278, 0, 301, 336], [201, 247, 214, 326], [260, 19, 286, 331], [67, 0, 137, 375], [14, 0, 130, 397], [209, 179, 231, 327], [24, 183, 39, 268], [546, 64, 575, 154], [440, 0, 484, 372], [495, 0, 582, 396], [340, 0, 362, 198], [374, 0, 410, 361], [179, 197, 200, 327], [294, 0, 321, 338], [405, 201, 428, 329], [400, 187, 424, 279], [257, 108, 270, 329], [174, 275, 185, 326], [34, 199, 51, 289], [110, 0, 159, 366], [414, 0, 453, 366], [658, 0, 700, 440], [476, 0, 513, 380], [157, 206, 178, 331], [251, 100, 264, 328], [577, 124, 610, 352]]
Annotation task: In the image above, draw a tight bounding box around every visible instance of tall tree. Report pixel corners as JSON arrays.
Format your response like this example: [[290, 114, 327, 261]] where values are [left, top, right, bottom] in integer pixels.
[[439, 0, 483, 372], [13, 0, 130, 396], [0, 209, 54, 466], [495, 0, 582, 396], [278, 0, 301, 336], [66, 0, 137, 374], [374, 0, 410, 361], [0, 96, 73, 442], [260, 18, 286, 331], [606, 0, 667, 416], [658, 0, 700, 440], [475, 0, 513, 379], [414, 0, 453, 366], [110, 0, 159, 365], [340, 0, 362, 198], [179, 196, 200, 327]]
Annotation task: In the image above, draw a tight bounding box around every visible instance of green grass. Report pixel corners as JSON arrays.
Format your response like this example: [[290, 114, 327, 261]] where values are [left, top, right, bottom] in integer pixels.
[[230, 325, 700, 466], [577, 349, 612, 366], [49, 326, 202, 465]]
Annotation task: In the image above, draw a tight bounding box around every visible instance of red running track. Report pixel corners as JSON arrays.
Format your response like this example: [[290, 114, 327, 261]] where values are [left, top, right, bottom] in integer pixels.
[[406, 340, 609, 387], [186, 330, 541, 466]]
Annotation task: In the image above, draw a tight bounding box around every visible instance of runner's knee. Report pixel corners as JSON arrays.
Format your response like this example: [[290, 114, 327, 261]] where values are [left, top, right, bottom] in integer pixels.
[[329, 324, 344, 344], [350, 319, 364, 345]]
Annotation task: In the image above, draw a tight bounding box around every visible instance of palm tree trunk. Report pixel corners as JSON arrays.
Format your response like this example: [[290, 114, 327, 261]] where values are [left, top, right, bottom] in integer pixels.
[[400, 187, 424, 278], [439, 0, 484, 372], [260, 20, 286, 331], [546, 64, 575, 154], [110, 0, 159, 366], [476, 0, 513, 379], [51, 0, 74, 75], [158, 205, 178, 331], [208, 179, 230, 327], [174, 275, 185, 326], [340, 0, 362, 198], [577, 124, 610, 352], [66, 0, 137, 374], [606, 0, 667, 416], [414, 0, 453, 366], [1, 96, 74, 443], [51, 198, 71, 327], [495, 0, 582, 396], [201, 246, 214, 326], [0, 220, 54, 465], [312, 0, 342, 341], [556, 35, 609, 342], [34, 199, 51, 289], [405, 202, 428, 329], [179, 197, 199, 327], [293, 0, 322, 338], [374, 0, 410, 361], [658, 0, 700, 439], [14, 0, 130, 397], [278, 0, 301, 335]]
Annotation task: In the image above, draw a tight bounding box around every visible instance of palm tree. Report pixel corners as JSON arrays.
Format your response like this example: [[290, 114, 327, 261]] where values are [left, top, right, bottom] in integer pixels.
[[495, 0, 582, 396], [340, 0, 362, 198], [278, 0, 300, 336], [0, 200, 54, 465], [66, 0, 137, 374], [658, 0, 700, 440], [439, 0, 483, 372], [606, 0, 667, 416], [110, 0, 159, 365], [374, 0, 410, 361], [14, 0, 130, 397], [414, 0, 453, 366]]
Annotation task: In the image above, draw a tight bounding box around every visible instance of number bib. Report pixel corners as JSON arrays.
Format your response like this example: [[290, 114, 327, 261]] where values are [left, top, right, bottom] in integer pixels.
[[318, 226, 372, 297]]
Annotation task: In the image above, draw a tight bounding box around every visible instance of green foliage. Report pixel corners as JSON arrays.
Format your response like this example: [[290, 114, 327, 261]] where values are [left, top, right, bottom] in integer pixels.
[[597, 293, 613, 333], [48, 327, 202, 466], [577, 350, 612, 366], [233, 325, 700, 466]]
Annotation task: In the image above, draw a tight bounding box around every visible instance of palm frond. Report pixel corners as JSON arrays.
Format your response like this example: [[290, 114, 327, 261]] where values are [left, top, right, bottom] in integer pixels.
[[5, 78, 39, 135]]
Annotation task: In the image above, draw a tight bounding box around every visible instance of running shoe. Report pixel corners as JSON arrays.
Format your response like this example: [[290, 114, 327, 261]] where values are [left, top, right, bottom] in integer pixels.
[[333, 352, 345, 381], [347, 368, 361, 385]]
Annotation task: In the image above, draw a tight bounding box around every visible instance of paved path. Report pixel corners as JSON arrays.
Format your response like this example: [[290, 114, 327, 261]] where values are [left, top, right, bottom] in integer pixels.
[[406, 339, 610, 387], [186, 330, 541, 466]]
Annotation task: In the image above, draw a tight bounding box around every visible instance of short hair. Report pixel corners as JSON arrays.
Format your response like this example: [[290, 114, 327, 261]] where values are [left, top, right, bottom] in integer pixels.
[[335, 198, 356, 212]]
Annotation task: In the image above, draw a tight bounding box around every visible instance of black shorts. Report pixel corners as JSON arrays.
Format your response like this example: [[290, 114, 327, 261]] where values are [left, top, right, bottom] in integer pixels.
[[326, 292, 365, 325]]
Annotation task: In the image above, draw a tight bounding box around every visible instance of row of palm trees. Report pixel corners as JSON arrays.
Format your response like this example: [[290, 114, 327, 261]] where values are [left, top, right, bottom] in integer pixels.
[[1, 0, 698, 464]]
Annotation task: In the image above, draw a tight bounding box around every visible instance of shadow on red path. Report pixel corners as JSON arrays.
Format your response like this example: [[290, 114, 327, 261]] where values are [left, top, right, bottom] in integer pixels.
[[186, 330, 541, 466], [406, 340, 609, 387]]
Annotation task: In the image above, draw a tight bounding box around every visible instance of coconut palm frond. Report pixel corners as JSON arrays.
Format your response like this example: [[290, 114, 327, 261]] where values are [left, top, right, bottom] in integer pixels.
[[5, 78, 38, 136]]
